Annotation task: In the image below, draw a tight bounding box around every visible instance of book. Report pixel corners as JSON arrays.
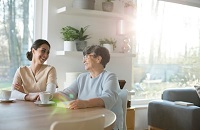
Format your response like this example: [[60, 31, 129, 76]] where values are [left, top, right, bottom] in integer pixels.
[[174, 101, 194, 106]]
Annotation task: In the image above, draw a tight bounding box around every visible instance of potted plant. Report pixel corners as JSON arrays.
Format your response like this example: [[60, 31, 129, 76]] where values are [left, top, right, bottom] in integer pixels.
[[99, 38, 117, 52], [61, 26, 79, 41], [60, 26, 79, 51], [102, 0, 114, 12], [76, 25, 90, 51]]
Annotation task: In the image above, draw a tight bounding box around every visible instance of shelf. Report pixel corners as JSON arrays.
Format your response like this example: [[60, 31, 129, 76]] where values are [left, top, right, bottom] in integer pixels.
[[56, 51, 82, 56], [57, 7, 134, 22], [56, 51, 136, 57]]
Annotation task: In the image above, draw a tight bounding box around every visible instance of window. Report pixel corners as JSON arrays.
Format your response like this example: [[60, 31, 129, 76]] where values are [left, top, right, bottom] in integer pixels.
[[133, 0, 200, 99], [0, 0, 34, 90]]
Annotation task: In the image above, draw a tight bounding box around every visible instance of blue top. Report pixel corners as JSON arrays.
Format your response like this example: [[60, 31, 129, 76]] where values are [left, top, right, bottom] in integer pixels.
[[60, 70, 123, 130]]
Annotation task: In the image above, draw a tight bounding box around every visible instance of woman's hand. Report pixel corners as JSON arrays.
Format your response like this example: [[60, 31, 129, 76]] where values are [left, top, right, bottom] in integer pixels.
[[69, 100, 88, 109], [13, 83, 25, 93], [25, 93, 39, 101], [69, 98, 104, 109]]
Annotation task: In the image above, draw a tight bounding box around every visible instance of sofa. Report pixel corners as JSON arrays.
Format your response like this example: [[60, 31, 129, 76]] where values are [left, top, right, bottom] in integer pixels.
[[148, 87, 200, 130]]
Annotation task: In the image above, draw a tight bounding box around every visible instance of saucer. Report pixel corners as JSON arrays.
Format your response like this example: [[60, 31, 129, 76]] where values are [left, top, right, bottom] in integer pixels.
[[0, 98, 16, 103], [34, 101, 56, 106]]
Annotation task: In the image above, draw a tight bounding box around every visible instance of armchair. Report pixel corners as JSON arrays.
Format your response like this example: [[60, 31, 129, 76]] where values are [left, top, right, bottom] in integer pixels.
[[148, 87, 200, 130]]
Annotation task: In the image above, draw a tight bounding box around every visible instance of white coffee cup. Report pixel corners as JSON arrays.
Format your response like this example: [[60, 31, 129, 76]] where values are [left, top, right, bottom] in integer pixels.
[[39, 92, 53, 104], [0, 90, 11, 100]]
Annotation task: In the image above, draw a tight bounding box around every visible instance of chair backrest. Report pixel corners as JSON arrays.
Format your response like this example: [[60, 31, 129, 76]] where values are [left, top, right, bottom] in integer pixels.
[[119, 89, 128, 130], [50, 114, 105, 130], [118, 80, 126, 89]]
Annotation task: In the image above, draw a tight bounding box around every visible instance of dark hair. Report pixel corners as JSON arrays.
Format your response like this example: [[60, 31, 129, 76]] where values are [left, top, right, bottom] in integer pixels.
[[83, 45, 110, 68], [26, 39, 50, 61]]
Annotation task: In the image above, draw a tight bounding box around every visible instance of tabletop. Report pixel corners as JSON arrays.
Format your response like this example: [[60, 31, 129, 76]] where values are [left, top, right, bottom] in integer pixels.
[[0, 100, 116, 130]]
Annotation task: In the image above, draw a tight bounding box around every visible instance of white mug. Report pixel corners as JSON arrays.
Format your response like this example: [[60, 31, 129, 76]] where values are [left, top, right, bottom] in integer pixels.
[[39, 92, 53, 104], [0, 90, 11, 100]]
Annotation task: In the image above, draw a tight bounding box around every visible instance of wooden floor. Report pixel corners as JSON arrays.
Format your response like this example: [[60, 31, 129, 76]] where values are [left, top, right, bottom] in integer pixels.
[[148, 126, 164, 130]]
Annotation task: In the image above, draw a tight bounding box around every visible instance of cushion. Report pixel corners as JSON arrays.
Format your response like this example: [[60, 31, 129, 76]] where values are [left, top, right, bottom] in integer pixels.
[[162, 87, 200, 106], [194, 85, 200, 98]]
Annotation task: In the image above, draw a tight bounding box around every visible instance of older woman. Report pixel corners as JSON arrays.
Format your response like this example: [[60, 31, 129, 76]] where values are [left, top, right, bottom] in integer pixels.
[[53, 45, 123, 130], [11, 39, 58, 101]]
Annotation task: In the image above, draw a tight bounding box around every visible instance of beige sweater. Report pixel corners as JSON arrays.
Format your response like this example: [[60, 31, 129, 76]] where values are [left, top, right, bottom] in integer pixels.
[[11, 65, 57, 100]]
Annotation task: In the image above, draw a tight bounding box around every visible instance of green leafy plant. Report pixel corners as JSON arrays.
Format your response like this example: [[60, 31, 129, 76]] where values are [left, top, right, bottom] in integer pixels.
[[78, 25, 90, 41], [61, 25, 90, 41], [99, 38, 117, 49], [60, 26, 79, 41]]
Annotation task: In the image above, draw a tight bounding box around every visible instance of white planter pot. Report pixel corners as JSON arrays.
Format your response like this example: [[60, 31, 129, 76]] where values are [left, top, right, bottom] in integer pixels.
[[103, 44, 113, 53], [64, 41, 77, 51]]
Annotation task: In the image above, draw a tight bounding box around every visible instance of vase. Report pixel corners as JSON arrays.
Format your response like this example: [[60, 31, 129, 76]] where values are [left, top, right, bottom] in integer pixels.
[[64, 41, 77, 51], [121, 37, 131, 53], [102, 2, 114, 12]]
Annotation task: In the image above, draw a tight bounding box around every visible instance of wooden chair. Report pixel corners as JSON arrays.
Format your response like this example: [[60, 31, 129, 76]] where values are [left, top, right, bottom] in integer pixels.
[[50, 114, 105, 130], [118, 80, 126, 89]]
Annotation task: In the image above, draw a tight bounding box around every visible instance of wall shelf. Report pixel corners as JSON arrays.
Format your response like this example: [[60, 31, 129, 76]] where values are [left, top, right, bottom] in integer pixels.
[[57, 7, 134, 22], [56, 51, 136, 57]]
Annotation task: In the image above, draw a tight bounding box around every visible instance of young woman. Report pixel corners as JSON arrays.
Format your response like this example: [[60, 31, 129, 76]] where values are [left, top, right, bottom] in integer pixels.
[[11, 39, 58, 101]]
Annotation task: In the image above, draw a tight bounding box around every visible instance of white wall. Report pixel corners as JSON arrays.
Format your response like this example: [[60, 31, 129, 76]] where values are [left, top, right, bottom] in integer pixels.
[[42, 0, 134, 91]]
